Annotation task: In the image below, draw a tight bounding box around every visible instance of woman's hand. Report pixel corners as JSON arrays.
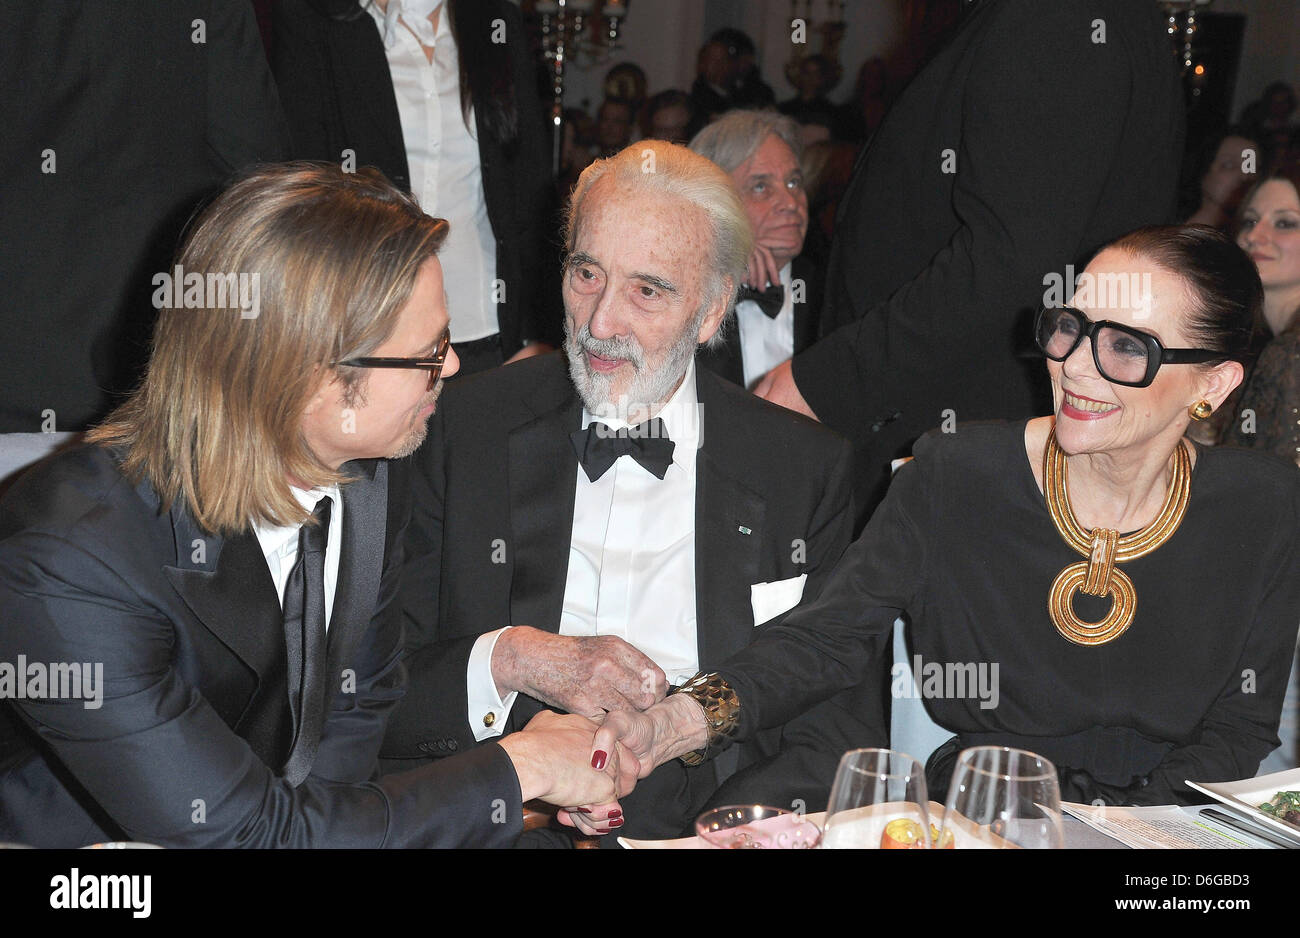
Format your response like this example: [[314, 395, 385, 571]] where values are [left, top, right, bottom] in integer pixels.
[[556, 803, 624, 835], [591, 693, 712, 776], [753, 360, 818, 419], [498, 710, 641, 808]]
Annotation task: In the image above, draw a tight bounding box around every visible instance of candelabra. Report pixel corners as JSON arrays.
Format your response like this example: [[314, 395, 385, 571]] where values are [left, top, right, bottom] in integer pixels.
[[1161, 0, 1214, 85], [531, 0, 630, 172]]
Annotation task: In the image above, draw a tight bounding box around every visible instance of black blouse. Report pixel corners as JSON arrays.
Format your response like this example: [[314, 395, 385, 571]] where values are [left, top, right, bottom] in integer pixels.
[[722, 421, 1300, 805]]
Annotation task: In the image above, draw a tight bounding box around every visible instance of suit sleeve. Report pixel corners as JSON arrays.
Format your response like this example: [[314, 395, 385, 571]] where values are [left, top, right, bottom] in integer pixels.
[[792, 0, 1142, 432], [0, 524, 522, 849], [501, 1, 562, 349], [381, 406, 487, 763], [719, 451, 931, 740], [204, 0, 291, 170], [270, 0, 343, 163], [704, 432, 892, 810]]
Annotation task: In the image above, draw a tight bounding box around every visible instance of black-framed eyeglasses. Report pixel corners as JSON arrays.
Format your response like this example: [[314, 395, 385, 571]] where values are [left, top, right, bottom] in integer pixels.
[[334, 327, 451, 390], [1033, 306, 1222, 388]]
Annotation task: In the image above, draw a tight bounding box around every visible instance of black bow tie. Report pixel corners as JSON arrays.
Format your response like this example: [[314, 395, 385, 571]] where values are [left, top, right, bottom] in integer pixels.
[[571, 418, 676, 481], [737, 283, 784, 318]]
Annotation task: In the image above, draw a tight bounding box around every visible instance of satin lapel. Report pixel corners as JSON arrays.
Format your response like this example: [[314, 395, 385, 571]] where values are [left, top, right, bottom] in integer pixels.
[[162, 507, 291, 766], [693, 372, 765, 671], [324, 460, 387, 715], [508, 394, 582, 632]]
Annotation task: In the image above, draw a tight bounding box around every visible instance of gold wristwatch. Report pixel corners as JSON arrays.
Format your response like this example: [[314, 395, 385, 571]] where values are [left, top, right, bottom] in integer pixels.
[[670, 672, 740, 766]]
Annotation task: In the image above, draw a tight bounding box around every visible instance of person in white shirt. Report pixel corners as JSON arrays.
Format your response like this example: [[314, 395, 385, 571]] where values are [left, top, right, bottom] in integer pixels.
[[272, 0, 560, 374], [388, 142, 882, 842], [689, 111, 824, 391]]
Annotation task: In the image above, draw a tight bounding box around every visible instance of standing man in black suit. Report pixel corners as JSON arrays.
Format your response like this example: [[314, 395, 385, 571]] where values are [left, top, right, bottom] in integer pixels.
[[272, 0, 560, 372], [755, 0, 1185, 521], [690, 111, 824, 390], [0, 164, 631, 849], [0, 0, 289, 432], [384, 142, 885, 841]]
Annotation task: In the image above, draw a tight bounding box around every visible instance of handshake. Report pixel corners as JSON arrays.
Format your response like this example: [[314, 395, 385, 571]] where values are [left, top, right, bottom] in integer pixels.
[[490, 627, 712, 836]]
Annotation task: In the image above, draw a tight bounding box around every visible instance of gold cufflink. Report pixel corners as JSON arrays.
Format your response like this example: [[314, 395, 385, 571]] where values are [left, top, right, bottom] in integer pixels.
[[483, 712, 496, 727]]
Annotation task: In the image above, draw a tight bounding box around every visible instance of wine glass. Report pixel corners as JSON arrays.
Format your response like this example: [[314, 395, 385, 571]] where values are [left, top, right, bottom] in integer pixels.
[[939, 746, 1063, 849], [695, 805, 821, 849], [821, 748, 933, 849]]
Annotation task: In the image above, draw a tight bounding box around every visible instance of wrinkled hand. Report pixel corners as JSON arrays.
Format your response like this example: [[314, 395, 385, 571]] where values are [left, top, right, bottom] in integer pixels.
[[504, 342, 554, 365], [753, 359, 818, 419], [492, 627, 668, 717], [499, 710, 641, 808], [744, 244, 783, 292]]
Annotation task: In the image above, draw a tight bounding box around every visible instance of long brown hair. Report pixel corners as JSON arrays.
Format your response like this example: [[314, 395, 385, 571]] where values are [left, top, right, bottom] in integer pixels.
[[89, 163, 448, 535]]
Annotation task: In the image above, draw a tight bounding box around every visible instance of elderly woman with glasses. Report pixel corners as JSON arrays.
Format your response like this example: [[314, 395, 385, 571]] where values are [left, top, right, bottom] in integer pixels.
[[584, 225, 1300, 814]]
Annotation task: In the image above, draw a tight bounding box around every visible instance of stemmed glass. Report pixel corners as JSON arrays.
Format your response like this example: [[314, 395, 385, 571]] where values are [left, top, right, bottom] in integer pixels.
[[821, 748, 933, 849], [694, 805, 821, 849], [938, 746, 1064, 849]]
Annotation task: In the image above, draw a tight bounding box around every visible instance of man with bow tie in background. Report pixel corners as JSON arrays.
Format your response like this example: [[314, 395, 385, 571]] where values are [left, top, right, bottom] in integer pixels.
[[689, 111, 823, 391], [385, 141, 885, 842]]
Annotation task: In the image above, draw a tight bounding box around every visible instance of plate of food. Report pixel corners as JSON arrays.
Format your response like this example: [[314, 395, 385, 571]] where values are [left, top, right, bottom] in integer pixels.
[[1187, 767, 1300, 846]]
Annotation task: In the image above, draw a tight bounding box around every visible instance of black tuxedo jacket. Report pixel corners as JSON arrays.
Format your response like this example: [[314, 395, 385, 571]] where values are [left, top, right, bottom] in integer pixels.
[[271, 0, 561, 354], [698, 253, 824, 388], [0, 446, 522, 848], [0, 1, 289, 432], [790, 0, 1184, 521], [384, 353, 888, 839]]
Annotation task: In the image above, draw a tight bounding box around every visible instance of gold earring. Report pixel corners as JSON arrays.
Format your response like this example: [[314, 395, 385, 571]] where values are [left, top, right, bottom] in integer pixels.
[[1189, 400, 1213, 421]]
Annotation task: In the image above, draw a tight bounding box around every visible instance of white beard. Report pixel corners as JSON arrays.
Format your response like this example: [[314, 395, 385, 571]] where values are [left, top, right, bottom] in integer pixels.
[[565, 307, 704, 421]]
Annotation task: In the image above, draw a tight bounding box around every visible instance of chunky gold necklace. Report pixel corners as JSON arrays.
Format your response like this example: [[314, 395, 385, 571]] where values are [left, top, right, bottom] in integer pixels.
[[1043, 428, 1191, 646]]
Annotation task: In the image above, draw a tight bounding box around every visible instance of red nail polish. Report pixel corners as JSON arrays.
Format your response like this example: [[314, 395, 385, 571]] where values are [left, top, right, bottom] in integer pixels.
[[591, 750, 608, 771], [609, 818, 624, 828], [607, 809, 622, 819]]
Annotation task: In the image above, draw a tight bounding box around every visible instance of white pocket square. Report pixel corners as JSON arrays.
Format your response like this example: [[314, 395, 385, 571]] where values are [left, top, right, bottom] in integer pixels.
[[750, 573, 808, 626]]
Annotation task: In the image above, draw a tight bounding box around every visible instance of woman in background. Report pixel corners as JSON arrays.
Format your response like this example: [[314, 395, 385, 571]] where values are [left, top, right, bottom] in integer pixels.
[[1229, 161, 1300, 465], [1182, 127, 1259, 231], [273, 0, 560, 374]]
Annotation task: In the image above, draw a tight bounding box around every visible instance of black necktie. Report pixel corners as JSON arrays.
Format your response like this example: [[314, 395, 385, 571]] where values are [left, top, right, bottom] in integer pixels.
[[281, 496, 332, 787], [737, 283, 784, 318], [571, 418, 676, 481]]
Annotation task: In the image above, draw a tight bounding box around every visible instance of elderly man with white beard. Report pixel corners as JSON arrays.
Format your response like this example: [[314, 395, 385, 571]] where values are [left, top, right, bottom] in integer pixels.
[[384, 141, 886, 843]]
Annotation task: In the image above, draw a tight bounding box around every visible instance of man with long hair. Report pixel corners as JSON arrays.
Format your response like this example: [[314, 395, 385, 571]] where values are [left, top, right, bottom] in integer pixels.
[[0, 163, 630, 848]]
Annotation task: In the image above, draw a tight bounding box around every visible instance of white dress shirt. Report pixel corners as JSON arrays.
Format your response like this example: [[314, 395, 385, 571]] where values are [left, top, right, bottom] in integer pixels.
[[467, 363, 704, 739], [252, 484, 343, 631], [735, 261, 796, 390], [368, 0, 499, 343]]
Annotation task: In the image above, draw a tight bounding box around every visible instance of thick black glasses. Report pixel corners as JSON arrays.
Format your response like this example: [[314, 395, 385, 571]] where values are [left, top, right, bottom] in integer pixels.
[[334, 327, 451, 390], [1034, 306, 1221, 388]]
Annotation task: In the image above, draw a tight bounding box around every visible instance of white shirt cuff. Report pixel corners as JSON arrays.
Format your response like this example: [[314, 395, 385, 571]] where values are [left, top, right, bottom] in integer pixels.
[[468, 627, 518, 741]]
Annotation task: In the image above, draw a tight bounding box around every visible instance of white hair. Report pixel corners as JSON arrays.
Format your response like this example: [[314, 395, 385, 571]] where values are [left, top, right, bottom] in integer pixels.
[[688, 109, 803, 174], [564, 140, 754, 349]]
